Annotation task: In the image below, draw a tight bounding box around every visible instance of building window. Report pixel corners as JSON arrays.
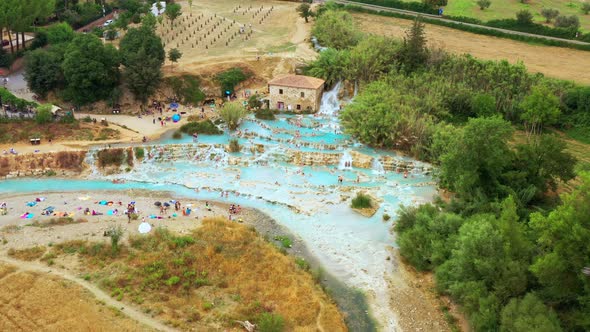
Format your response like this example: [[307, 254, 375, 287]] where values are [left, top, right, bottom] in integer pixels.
[[279, 89, 283, 95], [300, 92, 305, 98], [296, 104, 301, 110]]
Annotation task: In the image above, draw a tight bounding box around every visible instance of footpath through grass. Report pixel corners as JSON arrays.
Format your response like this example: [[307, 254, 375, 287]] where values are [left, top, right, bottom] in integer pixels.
[[41, 217, 347, 331]]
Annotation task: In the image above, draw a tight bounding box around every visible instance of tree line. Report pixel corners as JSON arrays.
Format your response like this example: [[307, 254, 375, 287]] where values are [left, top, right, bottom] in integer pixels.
[[307, 6, 590, 331]]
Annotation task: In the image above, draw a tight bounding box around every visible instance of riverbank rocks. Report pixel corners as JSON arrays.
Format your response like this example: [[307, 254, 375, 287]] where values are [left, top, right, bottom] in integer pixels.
[[0, 151, 87, 179]]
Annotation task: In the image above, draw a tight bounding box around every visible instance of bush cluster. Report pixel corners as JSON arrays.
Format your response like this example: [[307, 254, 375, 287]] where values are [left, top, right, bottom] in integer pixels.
[[351, 192, 373, 209], [180, 120, 223, 135], [96, 148, 125, 167]]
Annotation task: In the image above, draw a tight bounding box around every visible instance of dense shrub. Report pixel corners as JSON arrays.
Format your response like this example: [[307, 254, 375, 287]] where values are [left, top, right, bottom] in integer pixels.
[[554, 15, 580, 29], [215, 68, 249, 96], [35, 104, 53, 125], [312, 9, 360, 49], [254, 108, 276, 120], [172, 131, 182, 139], [46, 22, 75, 45], [165, 75, 205, 105], [258, 313, 285, 332], [134, 147, 145, 159], [220, 102, 247, 130], [351, 192, 373, 209], [180, 120, 222, 135], [97, 148, 125, 167], [348, 0, 438, 14], [228, 138, 241, 152]]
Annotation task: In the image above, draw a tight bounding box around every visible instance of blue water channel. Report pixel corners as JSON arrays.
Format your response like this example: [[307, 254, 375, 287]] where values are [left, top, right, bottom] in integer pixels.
[[0, 83, 437, 329]]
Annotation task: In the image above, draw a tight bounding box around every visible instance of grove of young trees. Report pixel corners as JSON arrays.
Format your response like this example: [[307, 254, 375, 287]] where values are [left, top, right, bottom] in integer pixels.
[[309, 6, 590, 331]]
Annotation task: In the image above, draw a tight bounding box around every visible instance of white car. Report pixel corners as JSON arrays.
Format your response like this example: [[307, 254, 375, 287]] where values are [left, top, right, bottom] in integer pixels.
[[103, 19, 113, 27]]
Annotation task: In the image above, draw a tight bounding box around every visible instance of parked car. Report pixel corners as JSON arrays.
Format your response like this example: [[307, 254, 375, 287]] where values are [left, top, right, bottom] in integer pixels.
[[1, 40, 9, 47], [103, 19, 114, 27]]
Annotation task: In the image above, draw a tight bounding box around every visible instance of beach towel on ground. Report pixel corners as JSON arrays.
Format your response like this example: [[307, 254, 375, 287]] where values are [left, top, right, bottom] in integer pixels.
[[99, 200, 108, 205], [26, 201, 37, 207]]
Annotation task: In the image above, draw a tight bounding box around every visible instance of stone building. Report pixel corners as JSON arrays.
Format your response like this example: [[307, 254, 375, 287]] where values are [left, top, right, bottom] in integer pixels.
[[267, 74, 325, 112]]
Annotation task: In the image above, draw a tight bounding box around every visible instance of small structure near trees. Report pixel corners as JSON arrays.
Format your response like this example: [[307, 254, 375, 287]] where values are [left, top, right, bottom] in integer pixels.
[[267, 74, 325, 112]]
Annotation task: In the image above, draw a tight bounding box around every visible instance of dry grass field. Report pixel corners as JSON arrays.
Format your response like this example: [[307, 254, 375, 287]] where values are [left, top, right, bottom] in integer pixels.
[[0, 263, 150, 331], [155, 0, 316, 78], [353, 13, 590, 85], [29, 217, 346, 331]]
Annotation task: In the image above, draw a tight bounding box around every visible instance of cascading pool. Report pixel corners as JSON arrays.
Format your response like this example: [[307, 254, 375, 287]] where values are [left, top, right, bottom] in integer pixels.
[[0, 83, 436, 331]]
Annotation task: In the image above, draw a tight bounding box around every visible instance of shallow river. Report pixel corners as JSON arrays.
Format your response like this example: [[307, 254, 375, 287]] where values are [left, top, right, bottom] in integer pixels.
[[0, 84, 436, 331]]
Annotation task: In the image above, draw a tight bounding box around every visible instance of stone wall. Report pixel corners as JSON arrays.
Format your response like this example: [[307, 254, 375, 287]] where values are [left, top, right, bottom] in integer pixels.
[[0, 151, 87, 178], [268, 85, 323, 112]]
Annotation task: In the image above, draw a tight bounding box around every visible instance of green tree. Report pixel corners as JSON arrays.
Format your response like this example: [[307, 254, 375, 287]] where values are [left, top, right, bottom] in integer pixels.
[[471, 93, 496, 117], [105, 28, 118, 41], [35, 104, 53, 124], [141, 13, 157, 31], [24, 47, 64, 98], [516, 10, 534, 25], [519, 85, 560, 136], [119, 26, 165, 66], [399, 17, 428, 72], [582, 3, 590, 15], [529, 172, 590, 330], [500, 293, 562, 332], [554, 15, 580, 29], [215, 68, 249, 97], [165, 3, 182, 29], [311, 10, 359, 50], [46, 22, 75, 44], [395, 204, 464, 270], [62, 34, 120, 105], [165, 75, 205, 105], [188, 0, 193, 9], [505, 135, 576, 205], [477, 0, 491, 10], [541, 8, 560, 23], [346, 35, 400, 84], [168, 48, 182, 70], [438, 116, 513, 200], [436, 197, 531, 330], [220, 102, 247, 130], [340, 80, 436, 157], [305, 48, 350, 87], [297, 3, 312, 23], [125, 48, 162, 110]]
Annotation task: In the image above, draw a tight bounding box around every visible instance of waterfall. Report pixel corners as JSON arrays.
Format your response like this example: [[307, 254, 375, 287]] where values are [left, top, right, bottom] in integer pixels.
[[319, 81, 342, 117], [338, 150, 353, 170], [372, 158, 385, 175], [84, 149, 100, 176], [310, 36, 327, 52]]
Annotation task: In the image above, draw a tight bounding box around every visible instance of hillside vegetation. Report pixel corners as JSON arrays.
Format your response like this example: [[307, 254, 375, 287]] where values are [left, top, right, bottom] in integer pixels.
[[307, 5, 590, 331], [43, 218, 346, 331]]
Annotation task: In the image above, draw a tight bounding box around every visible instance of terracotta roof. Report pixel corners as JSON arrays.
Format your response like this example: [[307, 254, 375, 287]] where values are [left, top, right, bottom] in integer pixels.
[[268, 75, 325, 90]]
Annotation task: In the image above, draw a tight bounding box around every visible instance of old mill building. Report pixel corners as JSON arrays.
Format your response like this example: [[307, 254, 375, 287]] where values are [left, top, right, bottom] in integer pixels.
[[267, 74, 325, 112]]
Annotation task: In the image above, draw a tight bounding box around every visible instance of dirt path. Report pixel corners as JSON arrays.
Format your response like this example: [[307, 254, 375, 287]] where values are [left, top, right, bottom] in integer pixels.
[[354, 12, 590, 85], [0, 255, 176, 332]]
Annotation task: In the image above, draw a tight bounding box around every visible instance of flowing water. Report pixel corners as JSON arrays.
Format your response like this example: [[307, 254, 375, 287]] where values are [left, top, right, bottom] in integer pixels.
[[0, 83, 436, 331]]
